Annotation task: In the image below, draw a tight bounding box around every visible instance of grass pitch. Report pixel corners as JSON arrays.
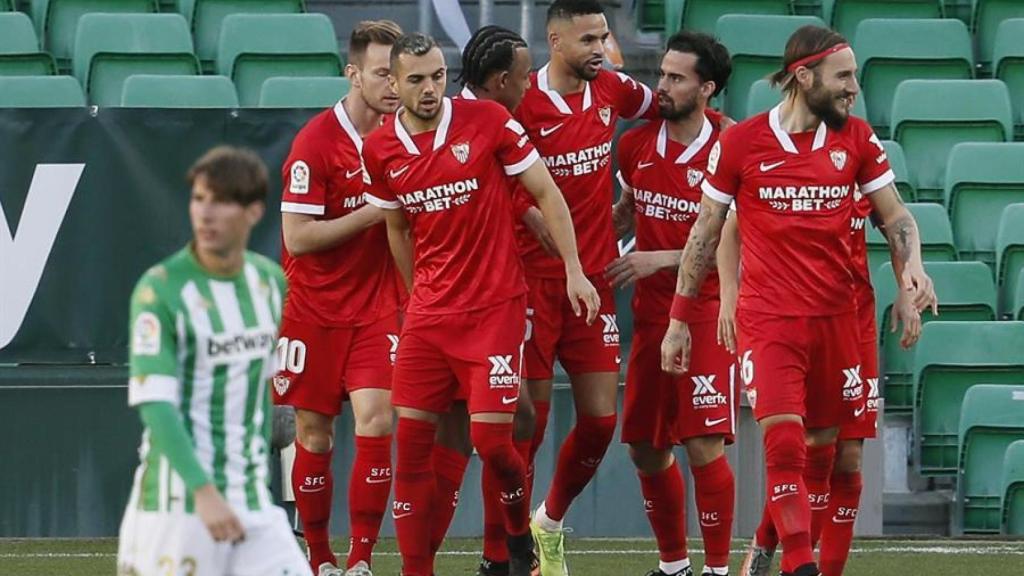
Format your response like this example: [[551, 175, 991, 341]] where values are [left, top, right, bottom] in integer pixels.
[[2, 537, 1023, 575]]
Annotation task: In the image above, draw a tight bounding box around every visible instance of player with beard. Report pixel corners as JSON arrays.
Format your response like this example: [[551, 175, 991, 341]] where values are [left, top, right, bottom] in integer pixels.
[[274, 20, 403, 576], [361, 34, 599, 576], [609, 32, 736, 576], [661, 25, 936, 576]]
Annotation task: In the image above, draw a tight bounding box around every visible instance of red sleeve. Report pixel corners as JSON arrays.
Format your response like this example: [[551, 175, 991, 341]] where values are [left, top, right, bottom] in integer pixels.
[[492, 106, 541, 176], [280, 129, 329, 216], [854, 119, 896, 195], [362, 142, 401, 210], [700, 128, 742, 205], [611, 71, 655, 121]]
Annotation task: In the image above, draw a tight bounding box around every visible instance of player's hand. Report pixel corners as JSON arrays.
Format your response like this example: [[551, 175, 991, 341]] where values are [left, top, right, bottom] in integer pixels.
[[604, 252, 662, 288], [522, 207, 559, 257], [717, 288, 738, 354], [661, 320, 692, 375], [566, 271, 600, 325], [891, 290, 923, 349], [194, 484, 245, 543], [901, 264, 938, 316], [611, 201, 634, 239]]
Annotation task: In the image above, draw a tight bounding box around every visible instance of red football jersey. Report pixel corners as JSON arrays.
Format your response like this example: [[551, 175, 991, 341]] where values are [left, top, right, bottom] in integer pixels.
[[362, 97, 537, 315], [701, 106, 894, 317], [617, 117, 721, 324], [280, 100, 400, 327], [513, 65, 655, 278]]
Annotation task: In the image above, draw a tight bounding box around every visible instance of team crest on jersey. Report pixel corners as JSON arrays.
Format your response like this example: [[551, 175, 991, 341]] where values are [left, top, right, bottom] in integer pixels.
[[598, 106, 612, 126], [830, 148, 848, 171], [854, 187, 863, 202], [273, 374, 291, 396], [451, 142, 471, 164], [687, 167, 704, 188], [289, 160, 310, 194]]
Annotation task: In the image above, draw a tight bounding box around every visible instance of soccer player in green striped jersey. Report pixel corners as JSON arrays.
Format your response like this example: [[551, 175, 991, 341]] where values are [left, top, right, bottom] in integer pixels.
[[116, 147, 312, 576]]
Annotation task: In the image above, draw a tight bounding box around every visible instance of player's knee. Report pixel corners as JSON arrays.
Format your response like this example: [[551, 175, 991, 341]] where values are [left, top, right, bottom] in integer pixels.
[[684, 435, 725, 467], [295, 410, 334, 453], [355, 408, 393, 438], [628, 443, 673, 475], [763, 420, 806, 472], [805, 425, 839, 447], [834, 439, 863, 473]]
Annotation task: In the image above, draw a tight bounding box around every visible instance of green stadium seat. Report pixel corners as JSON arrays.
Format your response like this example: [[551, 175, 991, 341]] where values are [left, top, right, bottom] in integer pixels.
[[866, 202, 955, 283], [40, 0, 157, 68], [1001, 439, 1024, 535], [3, 0, 12, 10], [958, 385, 1024, 533], [216, 13, 342, 107], [120, 74, 237, 107], [823, 0, 943, 41], [72, 13, 199, 106], [258, 76, 349, 108], [1017, 269, 1024, 320], [714, 14, 825, 119], [0, 75, 84, 106], [189, 0, 304, 71], [944, 143, 1024, 265], [0, 12, 56, 75], [973, 0, 1024, 72], [997, 205, 1024, 317], [913, 321, 1024, 476], [874, 260, 994, 411], [993, 19, 1024, 140], [683, 0, 793, 33], [638, 0, 667, 32], [853, 18, 973, 139], [891, 79, 1013, 202], [745, 77, 867, 120], [881, 140, 916, 202]]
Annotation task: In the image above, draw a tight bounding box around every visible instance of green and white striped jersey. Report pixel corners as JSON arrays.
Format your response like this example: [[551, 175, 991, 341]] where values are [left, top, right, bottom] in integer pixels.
[[127, 246, 286, 514]]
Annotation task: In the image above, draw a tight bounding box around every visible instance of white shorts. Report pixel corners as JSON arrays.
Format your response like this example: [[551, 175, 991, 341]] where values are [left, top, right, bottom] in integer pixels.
[[116, 504, 311, 576]]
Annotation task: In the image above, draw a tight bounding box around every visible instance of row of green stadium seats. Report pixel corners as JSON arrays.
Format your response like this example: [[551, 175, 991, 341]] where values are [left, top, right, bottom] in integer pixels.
[[0, 12, 344, 105]]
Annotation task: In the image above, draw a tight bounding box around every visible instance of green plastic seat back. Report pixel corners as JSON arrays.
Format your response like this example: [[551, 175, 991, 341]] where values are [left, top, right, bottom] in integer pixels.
[[43, 0, 156, 67], [257, 76, 349, 108], [684, 0, 792, 33], [912, 321, 1024, 475], [0, 74, 84, 106], [854, 18, 973, 137], [715, 14, 824, 119], [120, 73, 237, 107], [881, 139, 916, 202], [892, 79, 1012, 201], [824, 0, 943, 41], [1001, 205, 1024, 316], [0, 12, 56, 75], [191, 0, 304, 69], [867, 202, 955, 290], [216, 13, 341, 107], [993, 19, 1024, 139], [1001, 439, 1024, 534], [958, 385, 1024, 533], [72, 13, 199, 106], [973, 0, 1024, 69], [945, 143, 1024, 265]]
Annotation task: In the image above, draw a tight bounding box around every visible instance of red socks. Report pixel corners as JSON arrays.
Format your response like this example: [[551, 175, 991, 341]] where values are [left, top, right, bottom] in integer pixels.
[[472, 421, 531, 536], [529, 400, 551, 477], [394, 418, 437, 576], [805, 444, 836, 548], [819, 471, 863, 576], [482, 438, 534, 562], [763, 421, 814, 573], [638, 463, 688, 563], [755, 502, 779, 550], [543, 413, 617, 520], [429, 445, 470, 554], [293, 442, 336, 570], [346, 435, 392, 569], [691, 456, 735, 570]]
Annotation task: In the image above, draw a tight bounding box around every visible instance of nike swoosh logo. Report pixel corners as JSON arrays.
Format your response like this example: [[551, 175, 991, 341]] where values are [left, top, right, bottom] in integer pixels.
[[501, 395, 519, 405], [392, 512, 414, 520], [346, 168, 363, 179], [854, 406, 866, 417], [298, 486, 326, 494], [771, 492, 797, 502], [540, 123, 564, 137], [700, 521, 721, 527], [705, 417, 728, 427], [389, 165, 410, 178], [832, 516, 856, 524], [615, 356, 622, 364], [760, 160, 785, 172], [366, 477, 391, 484], [637, 161, 654, 170]]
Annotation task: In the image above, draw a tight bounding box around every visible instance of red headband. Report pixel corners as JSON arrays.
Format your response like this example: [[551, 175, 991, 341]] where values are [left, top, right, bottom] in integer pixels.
[[786, 43, 850, 73]]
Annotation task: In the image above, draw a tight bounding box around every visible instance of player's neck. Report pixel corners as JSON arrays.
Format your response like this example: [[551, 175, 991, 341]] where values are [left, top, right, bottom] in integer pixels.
[[779, 96, 821, 133], [665, 108, 706, 146], [547, 58, 587, 95], [343, 91, 383, 137], [399, 106, 442, 135], [191, 243, 245, 277]]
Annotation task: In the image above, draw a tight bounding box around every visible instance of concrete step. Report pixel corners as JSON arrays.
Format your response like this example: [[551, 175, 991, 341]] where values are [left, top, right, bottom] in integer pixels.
[[884, 490, 954, 536]]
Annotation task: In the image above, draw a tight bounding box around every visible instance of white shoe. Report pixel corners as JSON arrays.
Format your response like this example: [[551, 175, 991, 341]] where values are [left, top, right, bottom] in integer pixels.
[[317, 563, 344, 576], [344, 560, 373, 576]]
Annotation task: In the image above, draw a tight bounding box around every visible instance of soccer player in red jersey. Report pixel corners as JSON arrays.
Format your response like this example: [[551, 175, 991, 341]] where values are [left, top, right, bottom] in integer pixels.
[[660, 25, 936, 576], [361, 34, 599, 576], [609, 32, 736, 576], [273, 20, 403, 576]]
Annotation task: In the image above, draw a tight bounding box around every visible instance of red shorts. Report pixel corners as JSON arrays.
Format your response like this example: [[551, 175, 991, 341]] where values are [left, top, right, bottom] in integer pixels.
[[523, 276, 620, 380], [272, 313, 400, 416], [737, 309, 866, 429], [392, 297, 527, 415], [621, 321, 738, 449]]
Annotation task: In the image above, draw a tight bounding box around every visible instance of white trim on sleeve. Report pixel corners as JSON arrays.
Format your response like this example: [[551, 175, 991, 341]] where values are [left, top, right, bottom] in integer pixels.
[[128, 375, 179, 407], [364, 193, 401, 209], [280, 202, 325, 216], [503, 149, 540, 176], [625, 82, 653, 120], [616, 170, 631, 190], [701, 179, 734, 205], [860, 169, 896, 195]]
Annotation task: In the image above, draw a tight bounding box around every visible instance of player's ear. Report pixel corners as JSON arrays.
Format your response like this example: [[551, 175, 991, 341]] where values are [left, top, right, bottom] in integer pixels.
[[245, 201, 265, 227], [701, 80, 716, 101], [794, 66, 814, 91], [345, 63, 360, 89]]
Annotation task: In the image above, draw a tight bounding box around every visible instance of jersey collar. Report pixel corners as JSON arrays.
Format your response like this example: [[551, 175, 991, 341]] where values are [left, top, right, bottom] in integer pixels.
[[333, 98, 363, 154], [459, 86, 477, 100], [769, 103, 827, 154], [537, 63, 592, 115], [394, 97, 453, 155], [656, 116, 713, 164]]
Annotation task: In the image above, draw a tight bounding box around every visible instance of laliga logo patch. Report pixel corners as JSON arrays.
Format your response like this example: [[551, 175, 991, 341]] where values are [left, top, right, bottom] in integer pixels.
[[289, 160, 309, 194], [598, 106, 612, 126], [687, 167, 704, 188], [830, 148, 848, 171], [451, 142, 471, 164]]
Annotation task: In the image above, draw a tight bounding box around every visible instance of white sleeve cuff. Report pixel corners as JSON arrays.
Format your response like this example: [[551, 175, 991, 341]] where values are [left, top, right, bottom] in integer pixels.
[[860, 169, 896, 194], [364, 193, 401, 210], [617, 170, 631, 190], [128, 374, 180, 407], [701, 179, 734, 205], [504, 149, 541, 176], [280, 202, 325, 216]]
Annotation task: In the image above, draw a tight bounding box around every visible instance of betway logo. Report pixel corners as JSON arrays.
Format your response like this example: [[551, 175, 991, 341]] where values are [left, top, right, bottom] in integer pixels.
[[399, 178, 478, 213], [1, 164, 85, 349], [692, 374, 728, 409], [488, 354, 519, 388], [207, 328, 277, 362]]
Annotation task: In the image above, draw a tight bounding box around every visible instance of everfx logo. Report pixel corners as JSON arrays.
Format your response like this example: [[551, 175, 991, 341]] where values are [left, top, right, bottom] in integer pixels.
[[600, 314, 619, 345], [842, 365, 864, 401], [387, 334, 400, 364], [488, 354, 519, 388], [692, 374, 728, 409]]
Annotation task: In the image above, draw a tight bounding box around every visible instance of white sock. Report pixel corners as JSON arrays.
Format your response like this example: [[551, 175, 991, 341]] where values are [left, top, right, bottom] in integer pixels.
[[534, 502, 563, 532], [659, 558, 690, 575], [702, 566, 729, 576]]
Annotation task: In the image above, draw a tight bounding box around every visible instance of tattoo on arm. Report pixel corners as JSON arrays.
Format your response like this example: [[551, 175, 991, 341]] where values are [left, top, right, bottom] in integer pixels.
[[676, 201, 729, 297], [889, 215, 917, 265]]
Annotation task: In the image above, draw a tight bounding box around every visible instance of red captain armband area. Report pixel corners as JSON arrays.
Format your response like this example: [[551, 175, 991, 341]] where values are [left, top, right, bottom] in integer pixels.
[[670, 293, 698, 323]]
